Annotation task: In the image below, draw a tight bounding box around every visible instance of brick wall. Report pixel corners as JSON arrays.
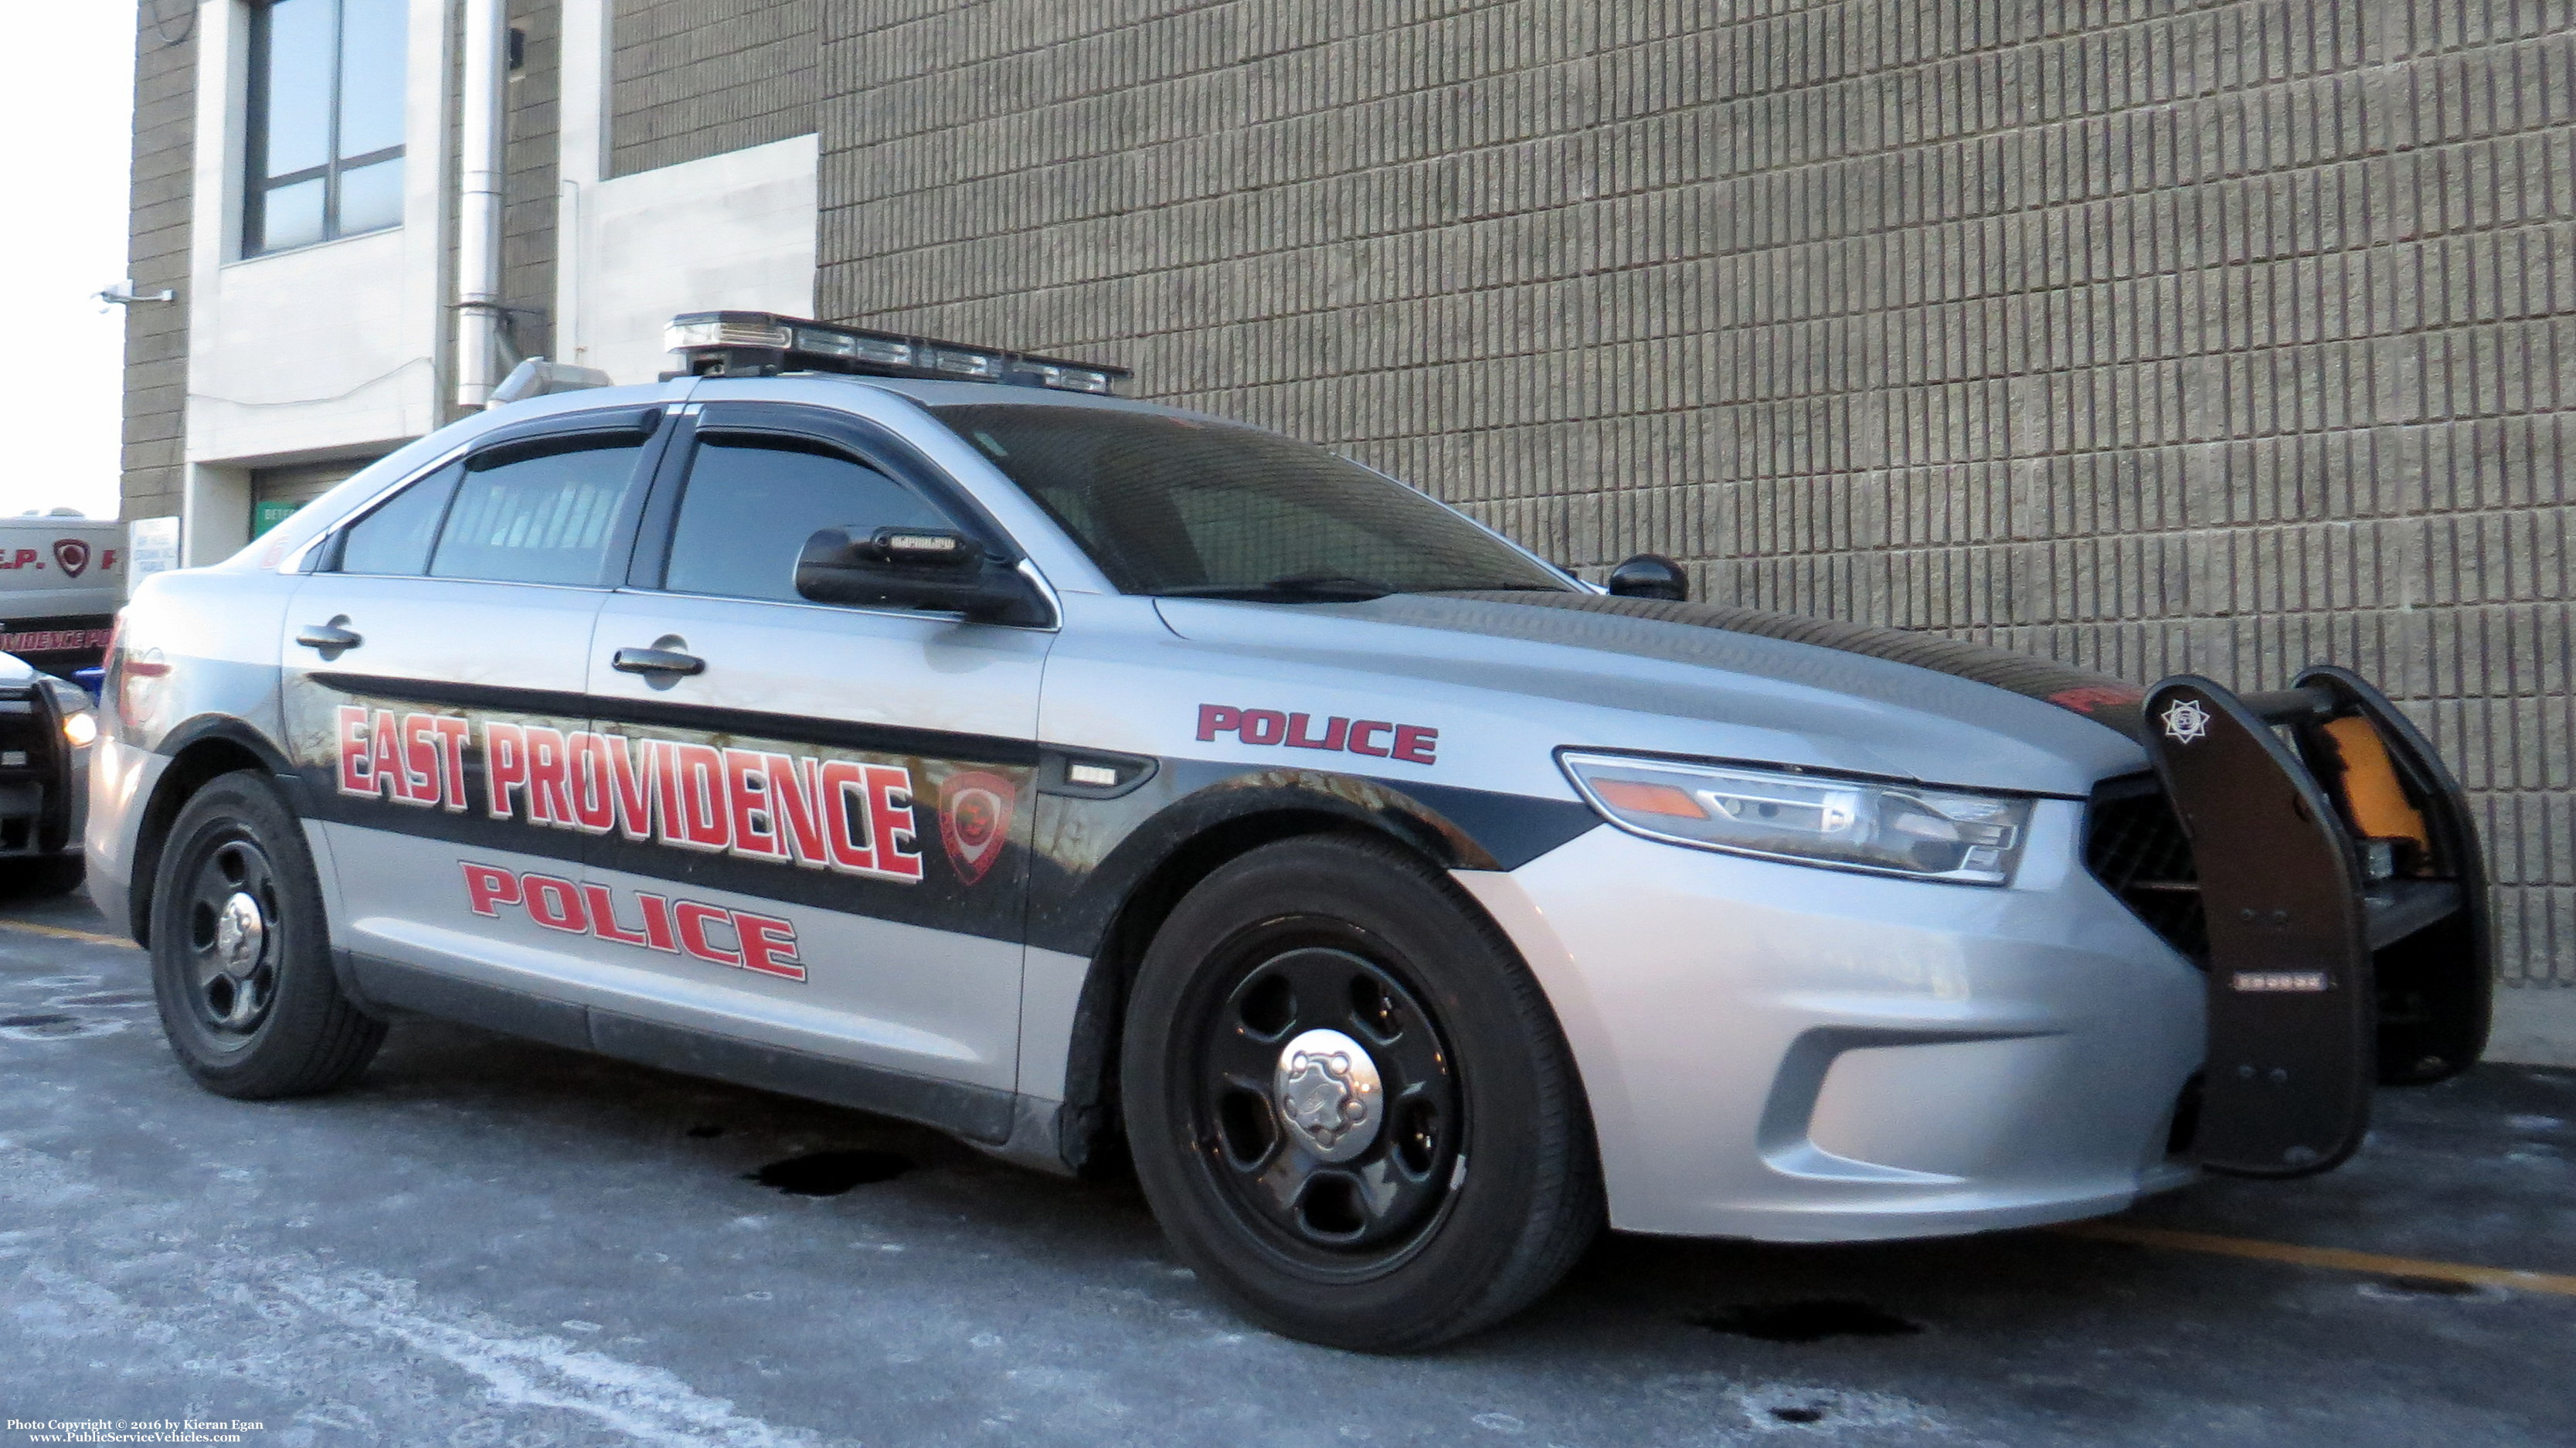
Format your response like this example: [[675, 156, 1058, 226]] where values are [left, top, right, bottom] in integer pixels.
[[820, 0, 2575, 989], [504, 0, 563, 362], [611, 0, 816, 176], [120, 0, 199, 527]]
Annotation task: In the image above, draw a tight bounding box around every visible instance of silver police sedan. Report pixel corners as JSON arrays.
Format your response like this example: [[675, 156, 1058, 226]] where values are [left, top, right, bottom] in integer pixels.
[[87, 313, 2490, 1351]]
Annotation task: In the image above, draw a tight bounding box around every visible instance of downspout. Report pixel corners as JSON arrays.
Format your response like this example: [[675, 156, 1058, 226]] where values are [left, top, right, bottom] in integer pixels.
[[454, 0, 511, 410]]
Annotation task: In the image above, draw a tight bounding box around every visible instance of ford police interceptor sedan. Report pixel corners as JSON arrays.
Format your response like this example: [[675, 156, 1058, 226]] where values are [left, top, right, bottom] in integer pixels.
[[89, 313, 2492, 1351]]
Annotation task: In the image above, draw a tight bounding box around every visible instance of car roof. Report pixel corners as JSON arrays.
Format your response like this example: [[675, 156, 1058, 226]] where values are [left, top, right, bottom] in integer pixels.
[[751, 373, 1230, 423]]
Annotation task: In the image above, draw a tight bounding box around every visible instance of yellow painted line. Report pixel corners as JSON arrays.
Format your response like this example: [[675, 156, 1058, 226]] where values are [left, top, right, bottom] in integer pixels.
[[0, 918, 138, 949], [2054, 1220, 2576, 1298]]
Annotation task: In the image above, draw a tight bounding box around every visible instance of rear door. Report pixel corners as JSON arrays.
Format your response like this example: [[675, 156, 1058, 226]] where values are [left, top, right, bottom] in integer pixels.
[[282, 408, 667, 1003], [579, 402, 1053, 1096]]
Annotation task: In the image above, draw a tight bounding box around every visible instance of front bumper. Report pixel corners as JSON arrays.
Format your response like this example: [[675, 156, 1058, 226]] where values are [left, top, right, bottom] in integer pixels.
[[1457, 798, 2207, 1241]]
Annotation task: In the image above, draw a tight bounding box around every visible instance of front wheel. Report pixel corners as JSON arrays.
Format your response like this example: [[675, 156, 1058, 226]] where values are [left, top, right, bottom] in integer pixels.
[[148, 772, 383, 1098], [1122, 835, 1601, 1351]]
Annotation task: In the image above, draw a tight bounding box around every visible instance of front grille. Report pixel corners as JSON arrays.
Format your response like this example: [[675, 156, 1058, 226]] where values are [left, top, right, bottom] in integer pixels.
[[2085, 777, 2207, 961]]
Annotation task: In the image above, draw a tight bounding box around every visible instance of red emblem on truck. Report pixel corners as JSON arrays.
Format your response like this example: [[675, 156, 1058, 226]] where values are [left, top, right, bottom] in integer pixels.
[[938, 771, 1015, 885], [51, 539, 89, 578]]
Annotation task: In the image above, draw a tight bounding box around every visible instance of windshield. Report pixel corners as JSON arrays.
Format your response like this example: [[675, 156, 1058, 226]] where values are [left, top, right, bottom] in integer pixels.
[[932, 403, 1573, 600]]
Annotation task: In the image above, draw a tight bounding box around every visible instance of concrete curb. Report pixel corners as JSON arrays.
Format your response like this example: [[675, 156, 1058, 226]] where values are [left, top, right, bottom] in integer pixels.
[[2488, 985, 2576, 1069]]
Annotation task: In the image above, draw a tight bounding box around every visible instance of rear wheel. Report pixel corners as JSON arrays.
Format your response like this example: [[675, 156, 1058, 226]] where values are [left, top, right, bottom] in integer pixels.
[[149, 773, 383, 1098], [1122, 834, 1600, 1351]]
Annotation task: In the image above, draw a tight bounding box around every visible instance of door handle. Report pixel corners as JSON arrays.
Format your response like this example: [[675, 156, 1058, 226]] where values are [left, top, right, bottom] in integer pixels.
[[295, 620, 362, 651], [612, 646, 705, 677]]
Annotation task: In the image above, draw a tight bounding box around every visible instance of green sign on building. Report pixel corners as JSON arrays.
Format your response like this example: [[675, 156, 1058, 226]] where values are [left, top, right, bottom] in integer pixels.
[[251, 499, 305, 538]]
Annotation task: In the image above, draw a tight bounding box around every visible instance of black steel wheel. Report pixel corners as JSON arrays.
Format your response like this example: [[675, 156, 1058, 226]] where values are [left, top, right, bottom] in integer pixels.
[[149, 772, 382, 1098], [1191, 939, 1463, 1266], [179, 833, 284, 1039], [1123, 834, 1601, 1351]]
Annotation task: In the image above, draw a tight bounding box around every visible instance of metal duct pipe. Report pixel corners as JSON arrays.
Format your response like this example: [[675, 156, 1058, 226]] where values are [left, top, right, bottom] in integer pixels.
[[454, 0, 511, 411]]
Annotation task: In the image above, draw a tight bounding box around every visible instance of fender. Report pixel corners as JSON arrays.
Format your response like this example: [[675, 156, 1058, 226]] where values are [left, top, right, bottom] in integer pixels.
[[152, 712, 298, 780], [1025, 760, 1599, 1173], [1025, 760, 1598, 962]]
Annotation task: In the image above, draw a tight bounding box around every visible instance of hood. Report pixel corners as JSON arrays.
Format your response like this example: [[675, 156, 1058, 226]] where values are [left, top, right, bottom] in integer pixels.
[[1444, 591, 2151, 739], [1150, 593, 2149, 797]]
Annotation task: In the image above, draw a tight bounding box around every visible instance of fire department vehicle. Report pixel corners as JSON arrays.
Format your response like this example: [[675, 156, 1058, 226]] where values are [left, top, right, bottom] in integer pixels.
[[87, 313, 2490, 1350]]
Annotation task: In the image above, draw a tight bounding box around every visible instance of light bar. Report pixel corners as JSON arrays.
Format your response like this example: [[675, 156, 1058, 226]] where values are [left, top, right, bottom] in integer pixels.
[[664, 311, 1129, 395]]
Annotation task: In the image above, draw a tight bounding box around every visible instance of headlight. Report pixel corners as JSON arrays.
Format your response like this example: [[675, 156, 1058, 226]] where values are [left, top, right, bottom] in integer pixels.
[[61, 709, 97, 748], [1559, 751, 2034, 885]]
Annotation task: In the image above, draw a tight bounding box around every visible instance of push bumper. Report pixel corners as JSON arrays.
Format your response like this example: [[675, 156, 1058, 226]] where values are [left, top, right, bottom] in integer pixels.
[[2139, 666, 2491, 1177], [1457, 797, 2207, 1242]]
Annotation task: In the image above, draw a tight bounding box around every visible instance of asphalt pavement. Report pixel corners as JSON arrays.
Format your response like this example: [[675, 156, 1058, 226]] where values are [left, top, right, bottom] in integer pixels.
[[2, 879, 2569, 1448]]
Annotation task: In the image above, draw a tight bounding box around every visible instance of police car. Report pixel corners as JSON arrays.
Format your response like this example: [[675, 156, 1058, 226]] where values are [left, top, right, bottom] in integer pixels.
[[88, 313, 2492, 1351], [0, 650, 96, 894]]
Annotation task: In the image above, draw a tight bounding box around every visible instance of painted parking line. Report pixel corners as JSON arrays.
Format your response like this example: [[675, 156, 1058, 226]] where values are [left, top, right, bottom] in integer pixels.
[[0, 918, 138, 949], [2055, 1220, 2576, 1297]]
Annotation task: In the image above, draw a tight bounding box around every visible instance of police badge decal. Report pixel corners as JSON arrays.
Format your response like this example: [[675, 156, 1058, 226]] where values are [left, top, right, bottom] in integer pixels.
[[937, 771, 1017, 885]]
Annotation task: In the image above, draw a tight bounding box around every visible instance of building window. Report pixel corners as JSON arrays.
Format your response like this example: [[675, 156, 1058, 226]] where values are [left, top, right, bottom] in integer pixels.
[[243, 0, 408, 256]]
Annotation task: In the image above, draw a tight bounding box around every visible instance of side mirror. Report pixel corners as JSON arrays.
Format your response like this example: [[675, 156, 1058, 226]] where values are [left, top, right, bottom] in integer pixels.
[[795, 526, 1052, 626], [1606, 553, 1688, 602]]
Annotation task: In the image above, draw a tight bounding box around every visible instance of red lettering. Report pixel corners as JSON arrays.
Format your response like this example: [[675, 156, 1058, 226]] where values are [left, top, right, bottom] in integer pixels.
[[637, 892, 678, 952], [462, 862, 520, 916], [524, 726, 573, 826], [1196, 705, 1240, 741], [819, 760, 877, 874], [1286, 712, 1347, 750], [735, 911, 806, 981], [610, 736, 659, 841], [484, 722, 528, 818], [369, 709, 406, 800], [1347, 720, 1393, 756], [1239, 709, 1286, 746], [866, 764, 923, 881], [11, 550, 32, 569], [101, 549, 117, 571], [399, 713, 443, 807], [336, 707, 375, 797], [581, 882, 649, 947], [766, 753, 831, 868], [566, 732, 619, 834], [725, 749, 784, 860], [668, 743, 731, 851], [675, 901, 741, 967], [524, 873, 588, 933], [433, 716, 471, 811], [1392, 724, 1439, 765]]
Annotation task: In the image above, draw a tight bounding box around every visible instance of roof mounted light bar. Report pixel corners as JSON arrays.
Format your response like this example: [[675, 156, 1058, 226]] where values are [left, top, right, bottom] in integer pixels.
[[664, 311, 1130, 396]]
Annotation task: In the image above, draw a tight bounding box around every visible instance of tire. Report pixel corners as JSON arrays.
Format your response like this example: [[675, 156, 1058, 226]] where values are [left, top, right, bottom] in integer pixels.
[[148, 772, 384, 1098], [1121, 834, 1602, 1351]]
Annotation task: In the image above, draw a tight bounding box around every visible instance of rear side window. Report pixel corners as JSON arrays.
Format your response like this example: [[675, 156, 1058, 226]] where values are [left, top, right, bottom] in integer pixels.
[[429, 437, 648, 587], [662, 433, 950, 603], [337, 461, 461, 576]]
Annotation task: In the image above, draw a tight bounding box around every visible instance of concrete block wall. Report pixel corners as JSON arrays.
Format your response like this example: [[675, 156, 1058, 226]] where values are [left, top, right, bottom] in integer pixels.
[[504, 0, 564, 363], [611, 0, 817, 177], [120, 0, 199, 525], [818, 0, 2575, 1001]]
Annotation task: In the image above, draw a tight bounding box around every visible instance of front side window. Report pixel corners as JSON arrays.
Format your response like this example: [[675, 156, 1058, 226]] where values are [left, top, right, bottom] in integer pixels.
[[663, 434, 950, 603], [933, 404, 1571, 601], [245, 0, 408, 256]]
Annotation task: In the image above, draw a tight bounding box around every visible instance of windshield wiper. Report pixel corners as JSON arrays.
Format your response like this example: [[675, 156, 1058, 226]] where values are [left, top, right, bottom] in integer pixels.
[[1154, 573, 1398, 602]]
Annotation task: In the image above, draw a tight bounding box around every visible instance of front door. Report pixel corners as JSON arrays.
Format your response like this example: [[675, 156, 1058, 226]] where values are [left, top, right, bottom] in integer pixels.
[[281, 411, 664, 1002], [579, 403, 1052, 1096]]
